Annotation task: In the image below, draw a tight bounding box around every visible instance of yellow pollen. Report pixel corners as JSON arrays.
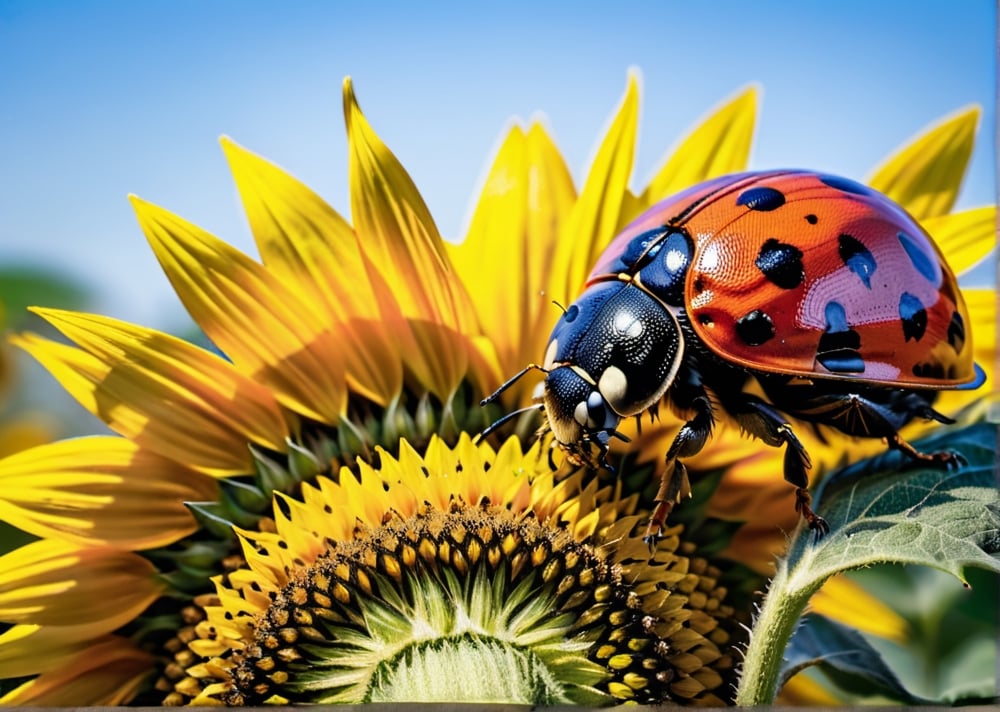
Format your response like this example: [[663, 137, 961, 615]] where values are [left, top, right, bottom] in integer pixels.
[[609, 653, 633, 670], [356, 568, 372, 594], [418, 538, 437, 562], [531, 544, 548, 566], [331, 583, 350, 605], [608, 682, 635, 699], [595, 644, 616, 659], [383, 552, 404, 579], [313, 590, 334, 607], [624, 672, 648, 690], [451, 548, 468, 575]]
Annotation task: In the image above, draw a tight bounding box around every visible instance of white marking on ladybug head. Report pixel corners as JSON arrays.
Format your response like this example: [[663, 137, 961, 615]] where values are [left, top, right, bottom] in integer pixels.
[[573, 400, 589, 427], [543, 338, 559, 369], [598, 365, 629, 414]]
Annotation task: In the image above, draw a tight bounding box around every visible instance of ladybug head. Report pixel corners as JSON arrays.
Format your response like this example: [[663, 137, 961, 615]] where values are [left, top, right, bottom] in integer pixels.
[[540, 365, 625, 466]]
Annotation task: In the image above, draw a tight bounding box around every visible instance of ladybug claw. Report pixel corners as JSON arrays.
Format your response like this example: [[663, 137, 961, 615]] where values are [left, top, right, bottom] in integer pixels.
[[643, 500, 674, 552], [809, 515, 831, 542], [794, 487, 829, 542], [941, 450, 968, 470], [643, 530, 662, 552]]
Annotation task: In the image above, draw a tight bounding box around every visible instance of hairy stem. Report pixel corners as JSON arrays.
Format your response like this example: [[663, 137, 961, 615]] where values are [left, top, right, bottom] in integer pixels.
[[735, 547, 824, 704]]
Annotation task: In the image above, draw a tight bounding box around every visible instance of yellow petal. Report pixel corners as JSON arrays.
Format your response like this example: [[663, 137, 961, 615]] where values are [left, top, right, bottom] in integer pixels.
[[641, 85, 758, 206], [0, 436, 218, 549], [14, 312, 287, 477], [131, 195, 346, 424], [810, 574, 907, 643], [777, 671, 843, 706], [0, 635, 153, 706], [344, 77, 477, 399], [0, 539, 163, 630], [547, 71, 640, 307], [921, 206, 996, 276], [866, 106, 980, 221], [0, 623, 129, 678], [449, 121, 576, 398], [221, 137, 403, 405]]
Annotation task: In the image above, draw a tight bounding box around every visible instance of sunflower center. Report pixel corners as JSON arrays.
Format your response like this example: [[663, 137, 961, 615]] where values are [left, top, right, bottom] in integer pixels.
[[366, 634, 563, 704], [222, 506, 615, 706]]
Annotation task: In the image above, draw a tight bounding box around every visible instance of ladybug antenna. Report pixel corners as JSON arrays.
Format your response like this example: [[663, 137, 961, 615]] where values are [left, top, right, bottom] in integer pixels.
[[476, 403, 544, 442], [551, 300, 567, 314], [480, 363, 548, 405]]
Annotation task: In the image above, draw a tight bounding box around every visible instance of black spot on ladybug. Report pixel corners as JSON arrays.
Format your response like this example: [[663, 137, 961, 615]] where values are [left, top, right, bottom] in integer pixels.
[[838, 234, 877, 289], [697, 313, 714, 327], [897, 231, 938, 284], [755, 238, 804, 289], [693, 277, 706, 293], [564, 304, 580, 322], [805, 214, 818, 225], [912, 362, 946, 380], [898, 292, 927, 342], [947, 311, 966, 352], [736, 186, 786, 211], [816, 300, 865, 373], [735, 310, 775, 346], [818, 174, 874, 196]]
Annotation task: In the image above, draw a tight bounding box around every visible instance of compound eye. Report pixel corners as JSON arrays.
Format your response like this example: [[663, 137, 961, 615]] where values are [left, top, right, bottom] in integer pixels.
[[587, 390, 619, 431]]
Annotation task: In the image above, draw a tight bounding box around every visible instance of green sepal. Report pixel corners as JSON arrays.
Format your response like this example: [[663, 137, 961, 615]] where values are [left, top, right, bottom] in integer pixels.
[[250, 444, 297, 495], [286, 438, 325, 482], [185, 500, 240, 540], [219, 477, 270, 513]]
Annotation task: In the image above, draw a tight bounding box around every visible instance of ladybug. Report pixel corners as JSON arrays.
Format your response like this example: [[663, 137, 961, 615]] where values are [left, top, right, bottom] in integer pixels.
[[483, 170, 982, 543]]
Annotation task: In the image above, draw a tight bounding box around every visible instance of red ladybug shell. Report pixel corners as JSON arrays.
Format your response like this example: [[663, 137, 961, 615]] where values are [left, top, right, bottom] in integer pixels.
[[588, 170, 975, 388]]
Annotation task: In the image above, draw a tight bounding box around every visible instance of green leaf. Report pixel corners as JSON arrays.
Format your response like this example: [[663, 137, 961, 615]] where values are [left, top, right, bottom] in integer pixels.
[[849, 565, 999, 703], [736, 422, 1000, 705], [787, 422, 1000, 584], [782, 613, 930, 704]]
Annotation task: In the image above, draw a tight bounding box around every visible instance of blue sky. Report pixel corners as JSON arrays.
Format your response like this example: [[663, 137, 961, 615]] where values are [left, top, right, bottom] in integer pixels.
[[0, 0, 995, 329]]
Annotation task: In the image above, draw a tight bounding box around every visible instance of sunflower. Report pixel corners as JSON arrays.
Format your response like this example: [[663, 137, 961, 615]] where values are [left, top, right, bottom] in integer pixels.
[[0, 70, 991, 705], [0, 73, 761, 706]]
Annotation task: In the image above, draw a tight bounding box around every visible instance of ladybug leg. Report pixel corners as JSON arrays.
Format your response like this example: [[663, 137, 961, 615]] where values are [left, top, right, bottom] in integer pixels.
[[782, 387, 965, 469], [887, 432, 967, 469], [644, 369, 714, 547], [725, 394, 829, 537]]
